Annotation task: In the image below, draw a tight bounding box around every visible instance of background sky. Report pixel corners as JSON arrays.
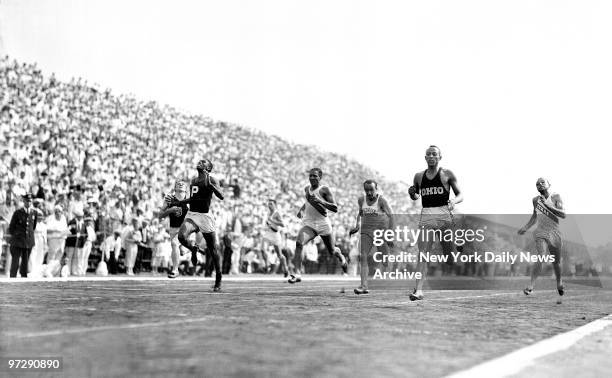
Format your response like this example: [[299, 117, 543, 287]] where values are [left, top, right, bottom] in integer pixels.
[[1, 0, 612, 216]]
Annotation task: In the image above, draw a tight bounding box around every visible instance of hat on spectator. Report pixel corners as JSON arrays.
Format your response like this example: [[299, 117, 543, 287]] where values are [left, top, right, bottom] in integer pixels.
[[54, 205, 63, 212], [21, 193, 34, 201]]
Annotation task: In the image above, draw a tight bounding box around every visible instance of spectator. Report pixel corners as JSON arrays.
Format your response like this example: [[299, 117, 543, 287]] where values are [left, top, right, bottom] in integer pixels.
[[100, 229, 122, 275], [6, 194, 38, 277], [230, 178, 241, 199], [46, 205, 68, 260], [13, 171, 27, 197], [155, 229, 172, 274], [28, 197, 47, 277], [242, 248, 261, 274], [65, 209, 87, 276], [109, 199, 124, 233], [135, 218, 151, 273], [230, 211, 245, 275], [149, 218, 165, 274], [0, 215, 8, 275], [78, 216, 96, 275], [43, 205, 69, 277], [347, 237, 359, 276], [263, 245, 280, 274], [68, 190, 85, 220], [122, 217, 141, 275], [221, 233, 233, 274]]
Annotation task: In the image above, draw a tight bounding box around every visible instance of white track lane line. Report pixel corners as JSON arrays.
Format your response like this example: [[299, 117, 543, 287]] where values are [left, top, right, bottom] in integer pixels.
[[3, 314, 254, 339], [446, 314, 612, 378], [435, 292, 518, 301]]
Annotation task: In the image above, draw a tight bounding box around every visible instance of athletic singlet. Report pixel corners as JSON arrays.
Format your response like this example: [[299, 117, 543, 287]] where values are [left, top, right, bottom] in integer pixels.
[[303, 186, 328, 222], [535, 193, 560, 234], [420, 169, 450, 208], [266, 210, 280, 232], [168, 195, 189, 228], [360, 194, 388, 234], [189, 176, 214, 213]]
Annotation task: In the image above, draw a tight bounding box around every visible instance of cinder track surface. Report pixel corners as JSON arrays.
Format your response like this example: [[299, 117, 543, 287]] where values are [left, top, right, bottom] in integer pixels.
[[1, 276, 610, 377]]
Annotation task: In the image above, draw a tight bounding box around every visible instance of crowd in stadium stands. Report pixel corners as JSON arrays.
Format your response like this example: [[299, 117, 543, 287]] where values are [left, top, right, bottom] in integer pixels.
[[0, 56, 412, 277], [1, 56, 610, 278]]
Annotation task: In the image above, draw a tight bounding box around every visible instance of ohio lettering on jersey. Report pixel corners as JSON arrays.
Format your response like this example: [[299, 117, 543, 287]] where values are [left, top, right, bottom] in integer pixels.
[[421, 187, 445, 196], [420, 169, 450, 208]]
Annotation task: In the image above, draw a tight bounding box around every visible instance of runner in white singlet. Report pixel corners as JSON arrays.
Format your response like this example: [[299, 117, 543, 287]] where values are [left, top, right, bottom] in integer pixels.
[[262, 199, 289, 276], [288, 168, 348, 284], [349, 179, 394, 295], [518, 177, 566, 297]]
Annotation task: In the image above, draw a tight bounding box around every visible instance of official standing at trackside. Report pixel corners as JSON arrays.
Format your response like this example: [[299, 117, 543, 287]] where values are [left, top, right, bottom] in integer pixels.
[[5, 193, 38, 278]]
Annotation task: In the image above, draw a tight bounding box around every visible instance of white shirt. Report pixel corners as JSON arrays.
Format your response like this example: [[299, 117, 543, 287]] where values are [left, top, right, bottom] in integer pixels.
[[47, 214, 68, 240]]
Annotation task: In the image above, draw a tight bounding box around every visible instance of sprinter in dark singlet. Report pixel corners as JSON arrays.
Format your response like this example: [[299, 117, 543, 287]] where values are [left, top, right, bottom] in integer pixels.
[[408, 145, 463, 300], [159, 180, 189, 278], [168, 159, 224, 291]]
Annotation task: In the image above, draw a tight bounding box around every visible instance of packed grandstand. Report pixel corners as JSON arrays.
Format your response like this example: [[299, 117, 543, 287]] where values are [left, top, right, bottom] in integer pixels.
[[0, 56, 414, 276]]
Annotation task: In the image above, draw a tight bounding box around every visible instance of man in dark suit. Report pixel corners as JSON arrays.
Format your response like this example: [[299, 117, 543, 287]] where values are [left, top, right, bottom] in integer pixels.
[[6, 194, 38, 278]]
